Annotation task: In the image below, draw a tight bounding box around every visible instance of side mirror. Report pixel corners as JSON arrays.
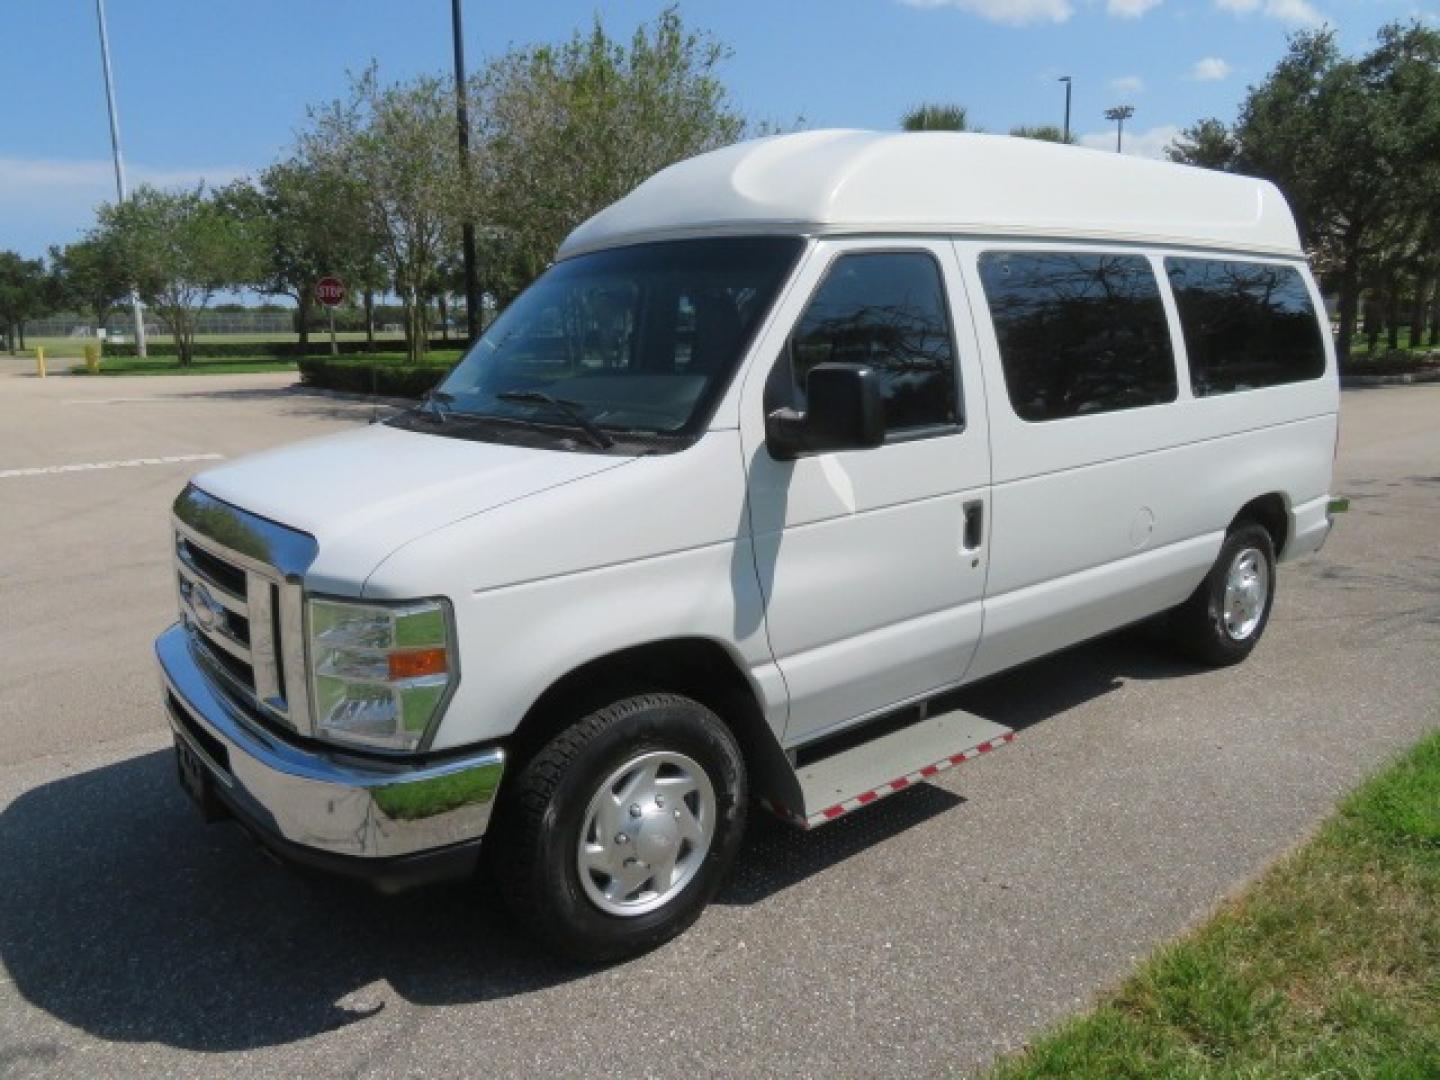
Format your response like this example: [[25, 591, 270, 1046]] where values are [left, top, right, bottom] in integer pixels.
[[766, 362, 886, 460]]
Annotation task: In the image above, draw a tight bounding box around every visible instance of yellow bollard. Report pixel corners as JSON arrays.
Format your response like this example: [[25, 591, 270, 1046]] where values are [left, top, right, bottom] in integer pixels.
[[84, 343, 101, 373], [34, 346, 45, 379]]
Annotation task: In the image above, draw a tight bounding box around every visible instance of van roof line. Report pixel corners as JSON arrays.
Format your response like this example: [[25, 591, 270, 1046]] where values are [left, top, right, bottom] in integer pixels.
[[558, 130, 1304, 261]]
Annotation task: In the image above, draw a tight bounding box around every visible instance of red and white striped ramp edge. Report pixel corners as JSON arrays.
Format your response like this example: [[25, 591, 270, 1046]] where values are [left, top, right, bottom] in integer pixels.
[[761, 732, 1017, 829]]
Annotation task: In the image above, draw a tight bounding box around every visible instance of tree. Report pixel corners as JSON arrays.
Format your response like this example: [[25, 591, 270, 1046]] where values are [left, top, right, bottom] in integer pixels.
[[472, 7, 746, 302], [0, 251, 49, 354], [48, 236, 129, 332], [1164, 118, 1239, 170], [900, 104, 971, 131], [97, 185, 260, 365], [217, 159, 379, 355], [1009, 124, 1076, 144], [302, 69, 462, 363]]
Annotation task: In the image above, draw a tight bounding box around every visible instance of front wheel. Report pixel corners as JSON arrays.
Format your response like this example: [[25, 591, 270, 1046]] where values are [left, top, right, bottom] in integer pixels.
[[492, 693, 747, 963], [1170, 523, 1277, 666]]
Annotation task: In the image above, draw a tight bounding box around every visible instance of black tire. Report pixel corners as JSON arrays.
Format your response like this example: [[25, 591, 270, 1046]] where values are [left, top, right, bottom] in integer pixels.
[[1170, 522, 1277, 667], [491, 693, 747, 963]]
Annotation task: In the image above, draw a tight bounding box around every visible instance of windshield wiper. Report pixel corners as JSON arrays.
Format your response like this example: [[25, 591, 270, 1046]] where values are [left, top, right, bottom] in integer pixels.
[[496, 390, 614, 449], [415, 388, 456, 424]]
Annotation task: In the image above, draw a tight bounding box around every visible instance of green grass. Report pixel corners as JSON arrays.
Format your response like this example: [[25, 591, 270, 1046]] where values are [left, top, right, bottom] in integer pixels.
[[988, 730, 1440, 1079], [68, 356, 300, 376], [1349, 327, 1439, 358], [22, 331, 411, 360], [60, 349, 463, 377]]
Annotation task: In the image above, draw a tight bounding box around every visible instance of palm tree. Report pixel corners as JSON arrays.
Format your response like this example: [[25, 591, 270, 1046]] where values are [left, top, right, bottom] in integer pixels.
[[1009, 124, 1077, 145], [900, 104, 971, 132]]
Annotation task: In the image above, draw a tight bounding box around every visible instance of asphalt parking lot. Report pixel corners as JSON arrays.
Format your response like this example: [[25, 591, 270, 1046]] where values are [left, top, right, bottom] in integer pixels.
[[1, 360, 1437, 1078]]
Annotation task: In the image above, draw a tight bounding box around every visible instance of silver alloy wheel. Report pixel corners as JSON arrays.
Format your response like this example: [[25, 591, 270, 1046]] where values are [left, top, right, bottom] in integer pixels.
[[577, 750, 716, 917], [1222, 546, 1270, 641]]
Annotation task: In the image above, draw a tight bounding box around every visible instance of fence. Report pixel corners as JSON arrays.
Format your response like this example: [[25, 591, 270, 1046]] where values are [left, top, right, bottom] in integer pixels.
[[30, 311, 297, 338]]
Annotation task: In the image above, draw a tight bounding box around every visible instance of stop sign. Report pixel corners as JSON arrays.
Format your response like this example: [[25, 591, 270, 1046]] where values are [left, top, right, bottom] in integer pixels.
[[315, 276, 346, 307]]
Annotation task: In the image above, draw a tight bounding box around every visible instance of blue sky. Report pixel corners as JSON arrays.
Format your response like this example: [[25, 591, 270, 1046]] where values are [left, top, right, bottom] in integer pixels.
[[2, 0, 1434, 260]]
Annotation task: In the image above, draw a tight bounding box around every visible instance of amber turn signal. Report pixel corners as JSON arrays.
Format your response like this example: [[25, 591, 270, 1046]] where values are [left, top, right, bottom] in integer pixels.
[[388, 647, 449, 680]]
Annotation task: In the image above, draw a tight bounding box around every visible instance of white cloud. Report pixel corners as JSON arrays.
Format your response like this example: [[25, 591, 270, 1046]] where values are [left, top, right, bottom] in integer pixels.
[[899, 0, 1074, 26], [0, 156, 250, 257], [0, 156, 248, 207], [1080, 123, 1182, 159], [1107, 0, 1162, 18], [1264, 0, 1324, 24], [1212, 0, 1324, 25], [1189, 56, 1232, 81], [1110, 75, 1146, 95]]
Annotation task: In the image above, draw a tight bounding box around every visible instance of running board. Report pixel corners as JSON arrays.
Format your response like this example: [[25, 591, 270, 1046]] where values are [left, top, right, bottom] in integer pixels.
[[761, 708, 1015, 829]]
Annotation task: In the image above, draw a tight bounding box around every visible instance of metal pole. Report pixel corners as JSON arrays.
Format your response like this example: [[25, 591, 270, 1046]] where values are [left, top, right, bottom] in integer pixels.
[[451, 0, 481, 344], [95, 0, 147, 358], [1059, 76, 1072, 144], [1104, 105, 1134, 155]]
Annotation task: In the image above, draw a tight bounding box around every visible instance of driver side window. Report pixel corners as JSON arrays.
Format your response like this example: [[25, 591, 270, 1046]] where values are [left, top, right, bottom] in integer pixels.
[[780, 251, 961, 432]]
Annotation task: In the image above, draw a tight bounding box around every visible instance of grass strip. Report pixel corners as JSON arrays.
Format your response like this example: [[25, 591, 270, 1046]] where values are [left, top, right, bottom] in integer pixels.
[[988, 729, 1440, 1078]]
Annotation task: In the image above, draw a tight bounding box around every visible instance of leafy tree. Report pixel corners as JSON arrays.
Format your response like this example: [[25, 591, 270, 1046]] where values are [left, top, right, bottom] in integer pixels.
[[1170, 24, 1440, 361], [0, 251, 50, 354], [1009, 124, 1076, 144], [97, 185, 260, 365], [217, 159, 379, 354], [901, 103, 971, 131], [1164, 119, 1240, 170], [48, 236, 129, 332], [472, 7, 746, 302], [302, 69, 462, 362]]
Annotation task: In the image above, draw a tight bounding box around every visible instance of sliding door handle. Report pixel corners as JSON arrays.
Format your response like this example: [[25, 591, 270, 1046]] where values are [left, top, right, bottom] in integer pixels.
[[962, 500, 984, 552]]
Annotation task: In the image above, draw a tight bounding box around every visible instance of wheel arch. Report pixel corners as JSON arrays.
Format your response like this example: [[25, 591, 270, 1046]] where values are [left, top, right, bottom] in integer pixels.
[[1231, 492, 1289, 557], [503, 637, 797, 805]]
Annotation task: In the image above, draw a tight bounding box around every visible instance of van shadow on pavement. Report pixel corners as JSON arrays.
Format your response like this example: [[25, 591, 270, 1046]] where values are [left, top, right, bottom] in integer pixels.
[[0, 628, 1194, 1052]]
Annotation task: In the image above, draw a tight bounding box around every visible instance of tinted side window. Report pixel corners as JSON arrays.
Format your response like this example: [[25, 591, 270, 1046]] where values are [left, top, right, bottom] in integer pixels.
[[789, 252, 959, 431], [978, 252, 1176, 422], [1166, 259, 1325, 396]]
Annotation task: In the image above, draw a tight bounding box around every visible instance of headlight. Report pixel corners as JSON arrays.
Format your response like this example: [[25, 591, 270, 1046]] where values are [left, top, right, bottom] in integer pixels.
[[307, 597, 455, 752]]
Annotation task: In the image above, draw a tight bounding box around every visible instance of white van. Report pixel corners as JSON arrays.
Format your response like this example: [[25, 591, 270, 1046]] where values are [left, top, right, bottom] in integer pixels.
[[158, 130, 1341, 960]]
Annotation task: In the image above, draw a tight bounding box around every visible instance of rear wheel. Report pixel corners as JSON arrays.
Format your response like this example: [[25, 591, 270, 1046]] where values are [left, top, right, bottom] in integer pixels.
[[492, 692, 747, 963], [1170, 523, 1277, 666]]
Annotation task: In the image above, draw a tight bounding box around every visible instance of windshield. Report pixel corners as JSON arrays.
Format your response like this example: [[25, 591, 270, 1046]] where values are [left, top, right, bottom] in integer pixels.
[[431, 237, 804, 443]]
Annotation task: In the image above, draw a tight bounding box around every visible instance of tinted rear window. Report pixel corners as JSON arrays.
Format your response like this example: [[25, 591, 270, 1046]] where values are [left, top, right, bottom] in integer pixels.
[[1166, 259, 1326, 396], [978, 252, 1177, 422]]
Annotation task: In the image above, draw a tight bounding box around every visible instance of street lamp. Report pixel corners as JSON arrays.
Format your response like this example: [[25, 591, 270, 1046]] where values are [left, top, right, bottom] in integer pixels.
[[1058, 76, 1073, 144], [93, 0, 147, 357], [451, 0, 481, 343], [1104, 105, 1134, 154]]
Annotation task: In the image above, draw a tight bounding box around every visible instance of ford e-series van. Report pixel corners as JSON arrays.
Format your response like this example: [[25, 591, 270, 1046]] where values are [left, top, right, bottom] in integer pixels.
[[158, 130, 1341, 960]]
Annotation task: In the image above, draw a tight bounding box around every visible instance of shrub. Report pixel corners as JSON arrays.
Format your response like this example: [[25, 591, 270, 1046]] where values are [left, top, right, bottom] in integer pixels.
[[297, 356, 453, 398]]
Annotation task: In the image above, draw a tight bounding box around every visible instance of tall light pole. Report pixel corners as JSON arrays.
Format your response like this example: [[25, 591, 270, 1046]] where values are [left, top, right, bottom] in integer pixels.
[[1058, 75, 1073, 145], [1104, 104, 1134, 154], [451, 0, 481, 344], [94, 0, 147, 357]]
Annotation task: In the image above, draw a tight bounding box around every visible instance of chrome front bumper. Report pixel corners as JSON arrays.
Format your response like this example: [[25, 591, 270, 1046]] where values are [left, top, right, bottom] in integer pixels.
[[157, 623, 504, 880]]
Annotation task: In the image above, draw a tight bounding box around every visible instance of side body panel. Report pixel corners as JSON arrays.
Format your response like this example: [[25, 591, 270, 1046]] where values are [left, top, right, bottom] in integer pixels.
[[957, 239, 1338, 681]]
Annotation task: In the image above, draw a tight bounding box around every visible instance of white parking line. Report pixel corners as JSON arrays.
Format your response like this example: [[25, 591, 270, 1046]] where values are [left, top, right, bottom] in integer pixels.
[[62, 397, 189, 405], [0, 453, 223, 479]]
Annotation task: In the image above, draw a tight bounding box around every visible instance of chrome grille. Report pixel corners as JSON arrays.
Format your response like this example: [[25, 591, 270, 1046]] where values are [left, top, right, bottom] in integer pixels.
[[172, 486, 318, 735]]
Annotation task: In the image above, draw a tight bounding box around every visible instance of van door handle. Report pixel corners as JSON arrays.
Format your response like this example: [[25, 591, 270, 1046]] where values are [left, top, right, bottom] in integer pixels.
[[962, 500, 984, 552]]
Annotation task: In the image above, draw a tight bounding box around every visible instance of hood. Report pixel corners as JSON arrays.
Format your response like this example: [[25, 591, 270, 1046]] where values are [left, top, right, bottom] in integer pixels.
[[191, 423, 634, 593]]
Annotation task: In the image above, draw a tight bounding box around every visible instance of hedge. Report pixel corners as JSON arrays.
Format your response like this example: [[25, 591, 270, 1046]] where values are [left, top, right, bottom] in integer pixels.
[[297, 356, 454, 398], [102, 338, 455, 359]]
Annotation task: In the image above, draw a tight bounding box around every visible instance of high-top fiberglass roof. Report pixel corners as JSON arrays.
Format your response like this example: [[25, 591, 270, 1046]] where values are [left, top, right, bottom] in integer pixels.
[[558, 129, 1303, 260]]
